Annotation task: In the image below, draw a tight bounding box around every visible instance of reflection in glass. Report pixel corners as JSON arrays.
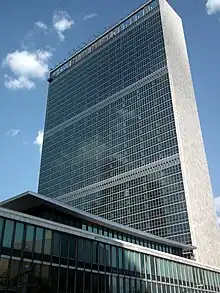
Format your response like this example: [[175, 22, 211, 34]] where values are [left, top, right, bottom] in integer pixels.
[[61, 234, 69, 258], [14, 222, 24, 250], [50, 266, 58, 292], [44, 229, 52, 255], [3, 220, 14, 248], [91, 273, 98, 293], [8, 260, 19, 289], [35, 227, 43, 254], [69, 235, 76, 259], [59, 267, 67, 292], [0, 259, 9, 290], [67, 269, 75, 293], [52, 231, 61, 256], [25, 225, 34, 251]]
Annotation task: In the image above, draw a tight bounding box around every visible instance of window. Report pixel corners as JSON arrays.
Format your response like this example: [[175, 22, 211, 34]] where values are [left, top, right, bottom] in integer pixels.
[[52, 231, 61, 256], [8, 260, 19, 290], [112, 276, 118, 293], [119, 277, 124, 293], [0, 259, 9, 290], [118, 248, 123, 269], [59, 267, 67, 292], [84, 239, 92, 263], [98, 243, 105, 266], [61, 234, 69, 258], [3, 219, 14, 248], [44, 229, 52, 255], [50, 266, 58, 292], [34, 227, 43, 254], [67, 269, 75, 292], [25, 225, 34, 251], [105, 244, 111, 266], [78, 238, 85, 261], [111, 246, 117, 268], [69, 236, 76, 259], [13, 222, 24, 250]]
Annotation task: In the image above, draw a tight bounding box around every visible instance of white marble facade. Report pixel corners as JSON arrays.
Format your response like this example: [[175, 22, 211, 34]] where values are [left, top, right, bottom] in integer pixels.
[[159, 0, 220, 267]]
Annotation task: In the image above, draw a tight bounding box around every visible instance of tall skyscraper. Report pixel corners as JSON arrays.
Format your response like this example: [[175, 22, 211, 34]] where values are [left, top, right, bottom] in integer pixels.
[[38, 0, 220, 265]]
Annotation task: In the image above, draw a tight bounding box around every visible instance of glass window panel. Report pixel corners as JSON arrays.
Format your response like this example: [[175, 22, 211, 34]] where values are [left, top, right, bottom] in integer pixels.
[[141, 280, 146, 293], [44, 229, 52, 255], [150, 256, 156, 277], [13, 222, 24, 250], [34, 227, 43, 254], [105, 244, 111, 266], [76, 270, 84, 293], [92, 241, 98, 264], [28, 263, 40, 287], [98, 243, 105, 266], [131, 279, 135, 292], [59, 267, 67, 292], [25, 225, 34, 251], [85, 239, 92, 263], [3, 219, 14, 248], [78, 238, 85, 261], [130, 251, 135, 272], [141, 253, 145, 274], [125, 277, 130, 293], [0, 259, 9, 289], [50, 266, 58, 292], [99, 274, 105, 293], [69, 235, 76, 259], [136, 279, 141, 292], [91, 273, 98, 293], [111, 246, 117, 268], [112, 276, 118, 293], [124, 250, 129, 270], [118, 248, 123, 269], [61, 234, 69, 258], [41, 264, 50, 292], [145, 255, 150, 276], [67, 269, 75, 293], [85, 271, 91, 293], [8, 260, 19, 289], [135, 252, 141, 273], [119, 277, 124, 293], [52, 231, 61, 256]]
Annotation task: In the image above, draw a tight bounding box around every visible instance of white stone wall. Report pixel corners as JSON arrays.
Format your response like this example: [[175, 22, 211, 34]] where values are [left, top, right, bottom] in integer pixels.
[[159, 0, 220, 267]]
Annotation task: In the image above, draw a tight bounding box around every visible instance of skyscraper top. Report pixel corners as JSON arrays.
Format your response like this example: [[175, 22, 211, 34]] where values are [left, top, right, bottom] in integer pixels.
[[49, 0, 158, 81]]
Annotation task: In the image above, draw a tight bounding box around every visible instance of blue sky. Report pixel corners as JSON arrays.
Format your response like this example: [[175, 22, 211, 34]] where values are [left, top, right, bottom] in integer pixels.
[[0, 0, 220, 219]]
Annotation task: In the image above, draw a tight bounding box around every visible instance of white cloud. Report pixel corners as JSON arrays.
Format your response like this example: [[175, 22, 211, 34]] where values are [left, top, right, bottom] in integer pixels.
[[3, 50, 52, 79], [6, 129, 20, 136], [53, 10, 74, 41], [83, 13, 97, 20], [206, 0, 220, 14], [4, 75, 35, 90], [2, 49, 52, 90], [34, 130, 44, 152], [35, 21, 48, 30]]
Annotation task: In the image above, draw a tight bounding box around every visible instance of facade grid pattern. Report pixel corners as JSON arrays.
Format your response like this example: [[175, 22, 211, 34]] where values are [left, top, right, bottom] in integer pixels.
[[38, 0, 192, 246], [0, 215, 220, 293]]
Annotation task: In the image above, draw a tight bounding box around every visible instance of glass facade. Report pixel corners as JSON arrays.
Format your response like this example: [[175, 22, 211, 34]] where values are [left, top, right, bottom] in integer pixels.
[[23, 204, 187, 258], [38, 0, 191, 244], [0, 214, 220, 293]]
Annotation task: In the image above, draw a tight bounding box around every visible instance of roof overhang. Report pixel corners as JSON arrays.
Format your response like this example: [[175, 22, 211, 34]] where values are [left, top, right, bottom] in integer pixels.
[[0, 191, 196, 251]]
